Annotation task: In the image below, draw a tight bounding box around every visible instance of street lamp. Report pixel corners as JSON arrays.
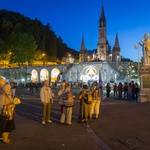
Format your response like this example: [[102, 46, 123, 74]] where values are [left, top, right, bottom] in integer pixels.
[[26, 61, 28, 82], [9, 52, 12, 67], [42, 53, 45, 66], [134, 44, 140, 72], [68, 54, 71, 64]]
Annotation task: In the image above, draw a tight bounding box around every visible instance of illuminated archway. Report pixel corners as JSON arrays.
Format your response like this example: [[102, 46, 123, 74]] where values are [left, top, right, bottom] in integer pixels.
[[51, 68, 60, 82], [40, 68, 49, 82], [31, 69, 38, 82], [80, 66, 98, 82]]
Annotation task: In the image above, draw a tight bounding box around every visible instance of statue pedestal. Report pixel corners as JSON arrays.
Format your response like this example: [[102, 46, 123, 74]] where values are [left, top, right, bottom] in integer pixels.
[[139, 65, 150, 102]]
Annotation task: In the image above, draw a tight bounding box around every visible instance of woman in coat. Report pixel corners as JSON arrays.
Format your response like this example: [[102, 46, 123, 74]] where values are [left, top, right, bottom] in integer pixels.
[[0, 83, 15, 144]]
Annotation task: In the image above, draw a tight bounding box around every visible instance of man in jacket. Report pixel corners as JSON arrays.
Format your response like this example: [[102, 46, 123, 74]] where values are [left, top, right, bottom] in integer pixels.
[[40, 80, 54, 125]]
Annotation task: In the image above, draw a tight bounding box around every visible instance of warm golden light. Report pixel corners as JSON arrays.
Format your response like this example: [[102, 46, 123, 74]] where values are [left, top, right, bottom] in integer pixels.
[[87, 56, 90, 61], [40, 68, 49, 82], [31, 69, 38, 82], [51, 68, 60, 82]]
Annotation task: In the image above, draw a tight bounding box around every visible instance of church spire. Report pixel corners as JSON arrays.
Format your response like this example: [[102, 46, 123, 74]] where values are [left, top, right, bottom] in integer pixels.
[[112, 33, 121, 62], [97, 4, 110, 61], [79, 36, 87, 62], [100, 4, 106, 27], [80, 36, 86, 51], [114, 33, 120, 48]]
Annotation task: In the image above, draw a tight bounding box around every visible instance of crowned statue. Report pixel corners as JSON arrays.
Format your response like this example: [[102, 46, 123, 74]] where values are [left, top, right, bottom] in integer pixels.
[[139, 33, 150, 103], [141, 33, 150, 65]]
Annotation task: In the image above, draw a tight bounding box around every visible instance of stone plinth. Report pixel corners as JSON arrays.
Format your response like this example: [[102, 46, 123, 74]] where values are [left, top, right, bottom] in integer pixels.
[[139, 65, 150, 102]]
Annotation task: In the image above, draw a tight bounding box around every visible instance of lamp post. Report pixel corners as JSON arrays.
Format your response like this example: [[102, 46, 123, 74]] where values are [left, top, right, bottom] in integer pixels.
[[26, 61, 28, 82], [134, 44, 140, 72], [68, 54, 71, 64], [42, 53, 45, 66]]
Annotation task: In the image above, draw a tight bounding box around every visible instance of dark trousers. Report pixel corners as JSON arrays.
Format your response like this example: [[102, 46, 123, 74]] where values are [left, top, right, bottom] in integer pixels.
[[107, 90, 110, 97]]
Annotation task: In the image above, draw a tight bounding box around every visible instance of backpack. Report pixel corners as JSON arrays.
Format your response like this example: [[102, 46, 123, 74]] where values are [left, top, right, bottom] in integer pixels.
[[84, 92, 92, 104]]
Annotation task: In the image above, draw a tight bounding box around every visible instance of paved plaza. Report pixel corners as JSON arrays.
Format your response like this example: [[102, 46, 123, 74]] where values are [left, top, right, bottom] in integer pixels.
[[0, 87, 150, 150]]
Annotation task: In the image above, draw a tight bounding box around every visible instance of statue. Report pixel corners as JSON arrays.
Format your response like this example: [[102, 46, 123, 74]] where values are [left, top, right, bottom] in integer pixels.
[[93, 52, 98, 60], [141, 33, 150, 64]]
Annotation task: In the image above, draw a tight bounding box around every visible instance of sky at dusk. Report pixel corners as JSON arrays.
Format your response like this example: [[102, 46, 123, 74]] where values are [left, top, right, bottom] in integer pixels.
[[0, 0, 150, 62]]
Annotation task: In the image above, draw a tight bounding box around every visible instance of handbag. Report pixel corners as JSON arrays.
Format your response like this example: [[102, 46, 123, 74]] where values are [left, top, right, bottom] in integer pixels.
[[63, 99, 74, 107], [0, 114, 9, 122], [62, 91, 74, 107], [1, 105, 9, 120]]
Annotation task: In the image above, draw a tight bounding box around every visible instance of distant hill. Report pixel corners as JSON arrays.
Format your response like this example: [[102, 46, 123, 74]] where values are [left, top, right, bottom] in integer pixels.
[[0, 9, 79, 61]]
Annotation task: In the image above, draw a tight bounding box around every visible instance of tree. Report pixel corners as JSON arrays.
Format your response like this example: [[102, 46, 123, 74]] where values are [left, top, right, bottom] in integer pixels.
[[8, 32, 37, 66], [34, 49, 44, 61], [0, 39, 9, 66]]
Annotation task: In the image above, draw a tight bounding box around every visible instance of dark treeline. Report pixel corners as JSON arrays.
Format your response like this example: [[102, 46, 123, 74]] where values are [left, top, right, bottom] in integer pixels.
[[0, 9, 79, 64]]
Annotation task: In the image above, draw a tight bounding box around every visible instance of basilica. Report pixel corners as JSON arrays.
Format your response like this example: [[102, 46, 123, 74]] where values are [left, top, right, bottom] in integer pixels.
[[55, 3, 140, 86], [79, 4, 121, 63], [74, 4, 132, 84]]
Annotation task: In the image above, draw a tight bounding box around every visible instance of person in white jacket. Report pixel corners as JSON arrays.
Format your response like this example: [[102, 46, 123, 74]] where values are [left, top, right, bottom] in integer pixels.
[[40, 80, 54, 125]]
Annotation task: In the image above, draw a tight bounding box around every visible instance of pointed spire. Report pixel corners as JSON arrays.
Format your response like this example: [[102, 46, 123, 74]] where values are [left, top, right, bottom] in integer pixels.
[[80, 36, 86, 51], [101, 4, 105, 20], [114, 33, 120, 48], [99, 4, 106, 28]]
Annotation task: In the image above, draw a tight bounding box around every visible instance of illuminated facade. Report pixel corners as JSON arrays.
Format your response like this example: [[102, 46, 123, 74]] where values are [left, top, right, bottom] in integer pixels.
[[0, 60, 131, 84]]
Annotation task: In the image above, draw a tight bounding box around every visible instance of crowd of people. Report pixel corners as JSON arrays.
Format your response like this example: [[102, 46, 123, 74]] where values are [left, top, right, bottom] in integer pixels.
[[41, 79, 101, 126], [58, 80, 101, 125], [106, 81, 140, 102]]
